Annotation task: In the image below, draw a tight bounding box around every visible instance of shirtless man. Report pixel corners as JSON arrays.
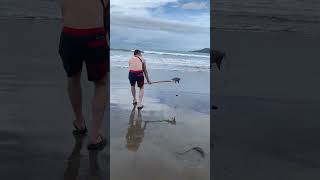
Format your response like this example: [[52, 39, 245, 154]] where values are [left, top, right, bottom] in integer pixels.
[[58, 0, 109, 150], [128, 50, 152, 109]]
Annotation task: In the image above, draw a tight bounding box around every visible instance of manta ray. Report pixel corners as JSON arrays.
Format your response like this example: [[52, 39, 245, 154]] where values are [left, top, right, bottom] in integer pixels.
[[211, 49, 226, 70], [171, 77, 180, 84]]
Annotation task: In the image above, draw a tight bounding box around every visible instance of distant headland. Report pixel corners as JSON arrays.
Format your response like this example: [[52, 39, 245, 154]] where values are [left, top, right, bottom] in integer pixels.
[[190, 48, 210, 54]]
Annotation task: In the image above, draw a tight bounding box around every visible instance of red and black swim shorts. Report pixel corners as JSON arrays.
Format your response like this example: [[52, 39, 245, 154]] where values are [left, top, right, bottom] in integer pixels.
[[58, 27, 109, 81], [128, 70, 144, 87]]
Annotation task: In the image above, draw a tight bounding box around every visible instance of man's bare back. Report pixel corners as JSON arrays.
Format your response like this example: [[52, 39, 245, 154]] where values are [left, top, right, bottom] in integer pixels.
[[60, 0, 107, 28], [129, 56, 144, 71]]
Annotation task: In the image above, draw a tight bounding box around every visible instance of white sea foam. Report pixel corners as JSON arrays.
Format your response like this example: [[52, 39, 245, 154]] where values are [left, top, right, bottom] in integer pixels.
[[111, 49, 210, 72], [142, 50, 210, 58]]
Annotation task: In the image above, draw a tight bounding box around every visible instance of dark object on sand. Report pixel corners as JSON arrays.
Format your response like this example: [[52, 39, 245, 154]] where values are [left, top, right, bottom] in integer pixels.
[[211, 50, 225, 70], [176, 146, 205, 158], [212, 105, 218, 110], [146, 77, 181, 84], [145, 117, 176, 125]]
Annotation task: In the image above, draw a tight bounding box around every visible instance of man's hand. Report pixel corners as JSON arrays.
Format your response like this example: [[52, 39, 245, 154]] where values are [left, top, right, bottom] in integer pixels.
[[105, 32, 110, 49], [147, 80, 152, 84]]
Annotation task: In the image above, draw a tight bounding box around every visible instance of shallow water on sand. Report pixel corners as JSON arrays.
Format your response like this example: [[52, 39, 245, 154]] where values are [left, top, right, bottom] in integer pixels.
[[212, 30, 320, 179], [0, 19, 110, 180], [110, 68, 210, 180], [214, 0, 320, 33]]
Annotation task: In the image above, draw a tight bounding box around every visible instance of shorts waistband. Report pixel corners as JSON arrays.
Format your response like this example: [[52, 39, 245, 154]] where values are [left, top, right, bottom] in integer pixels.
[[62, 27, 105, 36], [129, 70, 143, 73]]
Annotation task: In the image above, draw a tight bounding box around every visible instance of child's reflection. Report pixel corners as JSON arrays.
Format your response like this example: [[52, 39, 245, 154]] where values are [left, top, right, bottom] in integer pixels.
[[125, 106, 176, 152]]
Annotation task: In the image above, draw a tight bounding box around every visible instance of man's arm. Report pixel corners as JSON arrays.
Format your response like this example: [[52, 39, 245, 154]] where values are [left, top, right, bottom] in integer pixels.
[[143, 61, 151, 84], [102, 0, 110, 48], [58, 0, 64, 17], [105, 31, 110, 49]]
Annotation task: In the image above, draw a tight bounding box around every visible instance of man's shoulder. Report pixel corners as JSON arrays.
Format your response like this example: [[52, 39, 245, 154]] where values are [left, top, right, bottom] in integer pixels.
[[139, 56, 146, 63]]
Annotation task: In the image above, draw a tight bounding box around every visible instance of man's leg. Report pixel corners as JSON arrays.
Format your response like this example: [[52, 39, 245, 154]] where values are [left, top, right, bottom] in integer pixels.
[[138, 85, 144, 107], [67, 72, 86, 129], [91, 74, 107, 143], [131, 85, 136, 102]]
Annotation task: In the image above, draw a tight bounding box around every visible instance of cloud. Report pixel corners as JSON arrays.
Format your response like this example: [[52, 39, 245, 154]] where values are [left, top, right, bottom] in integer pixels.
[[110, 0, 210, 50], [181, 2, 208, 10], [111, 15, 209, 34], [110, 25, 209, 51], [111, 0, 177, 9], [111, 0, 178, 16]]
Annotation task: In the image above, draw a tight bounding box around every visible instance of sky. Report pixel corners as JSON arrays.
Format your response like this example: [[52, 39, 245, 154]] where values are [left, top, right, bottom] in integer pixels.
[[110, 0, 210, 51]]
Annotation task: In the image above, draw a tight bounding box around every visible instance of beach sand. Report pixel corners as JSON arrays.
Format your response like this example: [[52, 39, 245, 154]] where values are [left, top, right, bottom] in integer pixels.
[[0, 18, 109, 179], [212, 30, 320, 179], [110, 68, 210, 180], [0, 18, 210, 180]]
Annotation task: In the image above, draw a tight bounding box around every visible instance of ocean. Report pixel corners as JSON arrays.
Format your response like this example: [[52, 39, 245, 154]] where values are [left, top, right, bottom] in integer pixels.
[[214, 0, 320, 33], [111, 49, 210, 72], [0, 0, 61, 19]]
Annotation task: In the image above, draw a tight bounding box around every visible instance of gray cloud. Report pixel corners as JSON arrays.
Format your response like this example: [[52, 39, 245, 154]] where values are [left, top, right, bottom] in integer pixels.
[[110, 1, 209, 50], [111, 24, 209, 51], [111, 15, 209, 34], [181, 2, 208, 10]]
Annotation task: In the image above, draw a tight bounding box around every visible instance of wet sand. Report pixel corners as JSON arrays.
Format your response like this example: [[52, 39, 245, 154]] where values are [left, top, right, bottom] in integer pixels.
[[212, 30, 320, 179], [0, 19, 109, 179], [110, 68, 210, 180]]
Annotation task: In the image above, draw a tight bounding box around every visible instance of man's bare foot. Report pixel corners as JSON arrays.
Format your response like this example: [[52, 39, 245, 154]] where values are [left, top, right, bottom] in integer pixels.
[[133, 99, 137, 105], [88, 134, 106, 150], [74, 119, 86, 130], [73, 120, 87, 136], [137, 104, 144, 109], [91, 135, 102, 144]]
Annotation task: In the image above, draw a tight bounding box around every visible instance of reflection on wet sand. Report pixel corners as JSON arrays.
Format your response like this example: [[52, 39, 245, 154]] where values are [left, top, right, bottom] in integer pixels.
[[88, 149, 103, 180], [64, 135, 83, 180], [64, 135, 104, 180], [111, 68, 210, 180], [126, 106, 176, 152]]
